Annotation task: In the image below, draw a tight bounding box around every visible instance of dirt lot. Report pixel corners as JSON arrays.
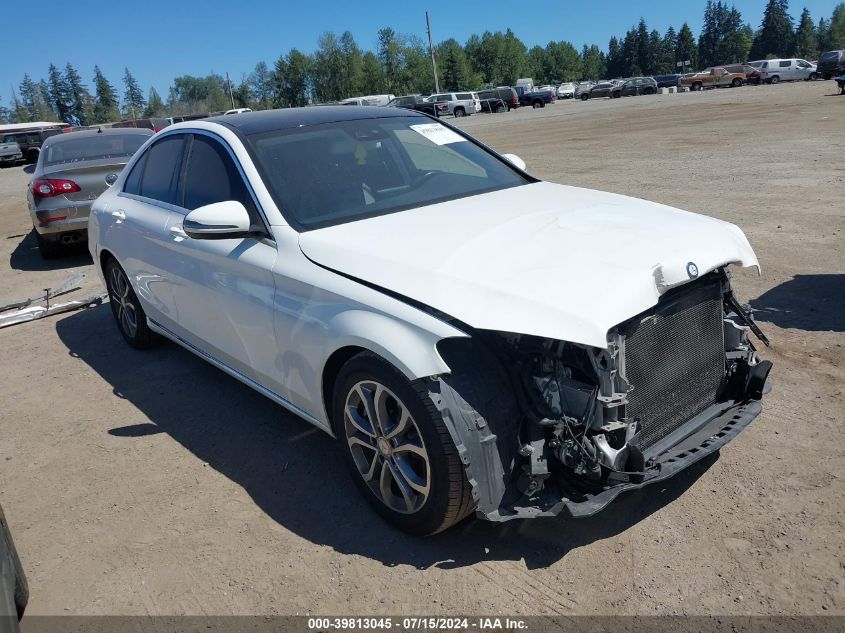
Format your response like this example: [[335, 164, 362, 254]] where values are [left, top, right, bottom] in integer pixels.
[[0, 80, 842, 616]]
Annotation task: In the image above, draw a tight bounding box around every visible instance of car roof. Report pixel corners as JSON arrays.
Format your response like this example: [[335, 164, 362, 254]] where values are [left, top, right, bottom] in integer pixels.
[[205, 106, 427, 136], [42, 127, 152, 146]]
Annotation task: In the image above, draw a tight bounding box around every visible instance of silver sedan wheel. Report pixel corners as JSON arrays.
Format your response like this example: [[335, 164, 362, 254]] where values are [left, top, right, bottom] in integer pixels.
[[343, 380, 430, 514], [108, 266, 138, 338]]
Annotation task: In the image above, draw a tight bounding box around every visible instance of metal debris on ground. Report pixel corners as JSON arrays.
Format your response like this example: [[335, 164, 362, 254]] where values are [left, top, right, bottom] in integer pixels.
[[0, 273, 106, 329]]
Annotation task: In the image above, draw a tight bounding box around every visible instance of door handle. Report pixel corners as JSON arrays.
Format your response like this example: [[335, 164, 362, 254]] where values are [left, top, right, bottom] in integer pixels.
[[111, 209, 126, 222], [169, 226, 187, 240]]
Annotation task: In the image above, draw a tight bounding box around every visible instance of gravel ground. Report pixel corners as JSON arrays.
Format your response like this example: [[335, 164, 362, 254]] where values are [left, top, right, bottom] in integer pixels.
[[0, 79, 842, 616]]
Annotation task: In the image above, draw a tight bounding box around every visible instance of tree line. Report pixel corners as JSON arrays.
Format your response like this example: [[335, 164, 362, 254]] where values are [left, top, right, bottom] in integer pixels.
[[2, 0, 843, 125]]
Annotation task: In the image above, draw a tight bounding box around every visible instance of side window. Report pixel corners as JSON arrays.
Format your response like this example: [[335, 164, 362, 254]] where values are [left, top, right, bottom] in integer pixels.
[[456, 93, 472, 100], [123, 151, 147, 195], [182, 135, 260, 225], [139, 134, 185, 204], [779, 60, 791, 68]]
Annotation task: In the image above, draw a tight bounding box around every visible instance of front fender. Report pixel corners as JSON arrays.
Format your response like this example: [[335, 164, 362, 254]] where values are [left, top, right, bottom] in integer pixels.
[[324, 309, 465, 381]]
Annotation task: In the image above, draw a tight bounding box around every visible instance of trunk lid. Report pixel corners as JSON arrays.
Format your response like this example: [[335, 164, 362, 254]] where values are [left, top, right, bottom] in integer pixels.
[[41, 159, 127, 202]]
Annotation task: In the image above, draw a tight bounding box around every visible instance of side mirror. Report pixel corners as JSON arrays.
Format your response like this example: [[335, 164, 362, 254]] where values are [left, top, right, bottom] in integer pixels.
[[22, 164, 35, 175], [502, 153, 527, 171], [183, 200, 251, 239]]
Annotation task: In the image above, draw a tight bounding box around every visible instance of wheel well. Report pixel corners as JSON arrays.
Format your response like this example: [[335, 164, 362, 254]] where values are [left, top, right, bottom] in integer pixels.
[[322, 345, 366, 429], [99, 248, 115, 276]]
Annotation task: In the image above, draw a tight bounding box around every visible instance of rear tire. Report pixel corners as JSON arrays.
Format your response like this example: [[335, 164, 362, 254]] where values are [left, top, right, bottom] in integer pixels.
[[495, 103, 505, 113], [580, 93, 589, 101], [611, 91, 621, 98], [35, 231, 61, 259], [105, 258, 159, 350], [332, 352, 474, 536], [453, 107, 465, 118], [809, 72, 819, 81], [692, 82, 702, 91], [769, 75, 780, 84]]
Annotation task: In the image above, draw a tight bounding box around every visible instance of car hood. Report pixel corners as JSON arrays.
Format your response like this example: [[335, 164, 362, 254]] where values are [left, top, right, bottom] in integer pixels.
[[298, 181, 759, 349]]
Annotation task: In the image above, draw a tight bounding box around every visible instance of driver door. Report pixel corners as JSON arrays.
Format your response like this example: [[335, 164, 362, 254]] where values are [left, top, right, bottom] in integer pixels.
[[159, 133, 283, 394]]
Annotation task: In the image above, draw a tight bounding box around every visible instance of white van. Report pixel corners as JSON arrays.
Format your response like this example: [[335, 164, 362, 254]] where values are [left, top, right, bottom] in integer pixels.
[[340, 94, 395, 107], [749, 59, 818, 83]]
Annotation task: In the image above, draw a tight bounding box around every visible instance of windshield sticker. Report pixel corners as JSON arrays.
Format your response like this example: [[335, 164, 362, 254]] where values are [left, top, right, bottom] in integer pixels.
[[409, 123, 466, 146]]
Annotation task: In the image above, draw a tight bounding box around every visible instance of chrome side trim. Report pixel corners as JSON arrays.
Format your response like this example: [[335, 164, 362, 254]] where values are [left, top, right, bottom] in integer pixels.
[[147, 318, 328, 431]]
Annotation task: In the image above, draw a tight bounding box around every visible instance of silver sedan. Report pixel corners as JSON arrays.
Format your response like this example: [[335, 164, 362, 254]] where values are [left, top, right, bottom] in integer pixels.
[[25, 127, 151, 258]]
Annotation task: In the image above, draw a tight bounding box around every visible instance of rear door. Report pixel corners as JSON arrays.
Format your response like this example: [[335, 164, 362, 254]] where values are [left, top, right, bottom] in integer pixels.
[[159, 132, 282, 393]]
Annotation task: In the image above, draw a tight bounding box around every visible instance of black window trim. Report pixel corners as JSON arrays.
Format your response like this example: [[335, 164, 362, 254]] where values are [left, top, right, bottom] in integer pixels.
[[119, 132, 189, 214], [118, 128, 272, 239], [180, 129, 272, 238]]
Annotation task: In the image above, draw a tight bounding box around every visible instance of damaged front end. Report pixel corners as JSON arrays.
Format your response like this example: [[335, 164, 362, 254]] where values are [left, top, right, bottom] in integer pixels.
[[436, 268, 772, 522]]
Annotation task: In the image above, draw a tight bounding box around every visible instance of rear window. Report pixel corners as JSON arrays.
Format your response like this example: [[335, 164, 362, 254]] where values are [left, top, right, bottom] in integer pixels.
[[820, 51, 841, 61], [43, 133, 148, 166]]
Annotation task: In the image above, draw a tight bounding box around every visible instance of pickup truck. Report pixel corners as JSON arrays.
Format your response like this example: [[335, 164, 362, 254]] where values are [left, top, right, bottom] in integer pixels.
[[679, 67, 744, 91], [513, 85, 557, 108], [0, 136, 22, 167]]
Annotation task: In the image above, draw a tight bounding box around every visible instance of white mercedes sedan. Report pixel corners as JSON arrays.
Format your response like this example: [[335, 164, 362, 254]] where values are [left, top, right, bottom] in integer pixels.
[[89, 107, 772, 535]]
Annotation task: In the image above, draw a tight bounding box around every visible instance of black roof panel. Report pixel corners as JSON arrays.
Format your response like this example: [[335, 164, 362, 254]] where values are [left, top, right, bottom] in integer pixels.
[[209, 106, 426, 135]]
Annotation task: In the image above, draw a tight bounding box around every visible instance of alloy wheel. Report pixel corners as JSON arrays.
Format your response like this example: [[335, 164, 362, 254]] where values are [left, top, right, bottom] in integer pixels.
[[343, 380, 430, 514], [109, 266, 138, 338]]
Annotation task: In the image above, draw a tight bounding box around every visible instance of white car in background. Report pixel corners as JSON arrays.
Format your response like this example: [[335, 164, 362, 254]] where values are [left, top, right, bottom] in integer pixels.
[[749, 58, 819, 83], [88, 107, 771, 535], [557, 82, 576, 99]]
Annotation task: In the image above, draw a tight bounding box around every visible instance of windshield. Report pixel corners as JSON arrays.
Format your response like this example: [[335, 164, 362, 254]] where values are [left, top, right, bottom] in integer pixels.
[[43, 133, 148, 166], [247, 116, 530, 231], [2, 135, 16, 144]]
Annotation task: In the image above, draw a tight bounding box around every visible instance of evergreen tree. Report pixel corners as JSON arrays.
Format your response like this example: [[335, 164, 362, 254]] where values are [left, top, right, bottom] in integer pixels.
[[360, 51, 385, 94], [660, 26, 678, 74], [581, 44, 606, 80], [19, 74, 54, 121], [273, 49, 312, 107], [122, 68, 146, 119], [64, 63, 94, 126], [795, 8, 819, 59], [92, 66, 120, 123], [437, 39, 475, 90], [606, 36, 624, 78], [752, 0, 796, 58], [48, 63, 71, 123], [144, 87, 165, 117], [817, 17, 830, 51], [828, 3, 845, 49], [677, 22, 699, 70], [636, 19, 653, 75], [249, 61, 273, 109]]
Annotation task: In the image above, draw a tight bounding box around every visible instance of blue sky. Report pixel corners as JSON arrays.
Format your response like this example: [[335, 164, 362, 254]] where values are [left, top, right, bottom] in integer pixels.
[[3, 0, 837, 101]]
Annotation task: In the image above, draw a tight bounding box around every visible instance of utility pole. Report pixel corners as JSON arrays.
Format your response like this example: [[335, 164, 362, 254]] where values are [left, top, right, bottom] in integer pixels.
[[226, 72, 236, 109], [426, 11, 440, 94]]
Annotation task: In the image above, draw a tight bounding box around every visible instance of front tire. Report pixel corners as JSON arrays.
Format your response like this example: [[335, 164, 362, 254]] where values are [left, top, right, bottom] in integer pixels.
[[580, 93, 589, 101], [692, 82, 702, 91], [105, 258, 158, 349], [532, 100, 544, 108], [732, 78, 742, 87], [809, 72, 819, 81], [332, 352, 474, 535]]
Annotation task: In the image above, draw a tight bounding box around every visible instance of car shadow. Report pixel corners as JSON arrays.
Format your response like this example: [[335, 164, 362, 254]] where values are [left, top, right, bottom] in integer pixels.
[[750, 274, 845, 332], [56, 304, 718, 570], [8, 230, 92, 272]]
